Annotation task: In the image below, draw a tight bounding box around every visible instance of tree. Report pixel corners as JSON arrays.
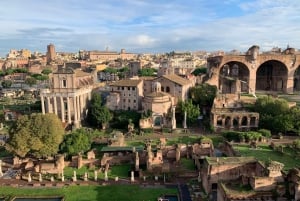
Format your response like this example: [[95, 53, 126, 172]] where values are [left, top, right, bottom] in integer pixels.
[[189, 84, 217, 109], [41, 68, 52, 75], [252, 96, 293, 134], [138, 68, 157, 76], [192, 67, 207, 76], [6, 113, 64, 158], [25, 77, 37, 87], [1, 80, 12, 88], [290, 106, 300, 134], [178, 99, 200, 125], [87, 93, 112, 129], [60, 128, 91, 156]]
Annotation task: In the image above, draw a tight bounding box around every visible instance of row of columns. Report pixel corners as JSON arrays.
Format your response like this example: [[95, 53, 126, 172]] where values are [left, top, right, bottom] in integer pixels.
[[41, 92, 91, 127]]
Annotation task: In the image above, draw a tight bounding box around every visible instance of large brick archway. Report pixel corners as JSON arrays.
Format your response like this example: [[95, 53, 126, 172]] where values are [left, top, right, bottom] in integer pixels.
[[256, 60, 288, 92], [219, 61, 250, 94], [207, 46, 300, 94]]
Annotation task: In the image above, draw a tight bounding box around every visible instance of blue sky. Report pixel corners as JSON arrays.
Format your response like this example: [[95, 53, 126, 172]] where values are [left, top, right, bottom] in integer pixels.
[[0, 0, 300, 56]]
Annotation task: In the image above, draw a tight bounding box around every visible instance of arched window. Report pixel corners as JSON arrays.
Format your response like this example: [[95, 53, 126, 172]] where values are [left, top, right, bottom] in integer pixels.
[[166, 86, 170, 92], [241, 116, 247, 126]]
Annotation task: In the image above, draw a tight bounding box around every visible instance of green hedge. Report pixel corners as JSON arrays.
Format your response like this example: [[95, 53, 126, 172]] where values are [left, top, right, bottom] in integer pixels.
[[222, 131, 263, 142]]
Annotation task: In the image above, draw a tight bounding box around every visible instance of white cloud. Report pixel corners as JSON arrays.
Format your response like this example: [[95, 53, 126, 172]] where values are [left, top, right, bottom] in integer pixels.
[[0, 0, 300, 55]]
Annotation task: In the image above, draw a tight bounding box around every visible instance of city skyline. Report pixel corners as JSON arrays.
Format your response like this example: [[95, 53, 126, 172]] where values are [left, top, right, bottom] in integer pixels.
[[1, 0, 300, 56]]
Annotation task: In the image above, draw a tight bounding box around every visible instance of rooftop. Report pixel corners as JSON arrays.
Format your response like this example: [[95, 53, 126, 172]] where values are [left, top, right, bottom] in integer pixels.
[[110, 79, 142, 87], [161, 74, 191, 86]]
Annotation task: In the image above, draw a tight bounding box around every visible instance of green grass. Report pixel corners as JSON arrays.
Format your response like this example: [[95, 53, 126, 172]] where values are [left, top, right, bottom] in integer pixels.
[[166, 136, 200, 145], [180, 158, 196, 171], [0, 185, 178, 201], [233, 144, 300, 171]]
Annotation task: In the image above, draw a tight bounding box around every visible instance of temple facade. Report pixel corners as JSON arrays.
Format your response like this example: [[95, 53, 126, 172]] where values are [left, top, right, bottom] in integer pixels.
[[40, 67, 95, 128]]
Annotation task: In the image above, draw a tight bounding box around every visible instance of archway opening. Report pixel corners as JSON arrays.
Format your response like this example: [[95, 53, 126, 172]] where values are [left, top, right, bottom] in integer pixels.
[[219, 61, 249, 94], [225, 116, 231, 128], [294, 66, 300, 92], [233, 117, 239, 129], [241, 116, 247, 126], [256, 60, 287, 92]]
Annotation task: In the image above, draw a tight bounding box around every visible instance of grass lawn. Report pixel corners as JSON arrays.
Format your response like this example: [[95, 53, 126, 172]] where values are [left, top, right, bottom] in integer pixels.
[[180, 158, 196, 171], [0, 185, 178, 201], [166, 136, 200, 145], [233, 144, 300, 171]]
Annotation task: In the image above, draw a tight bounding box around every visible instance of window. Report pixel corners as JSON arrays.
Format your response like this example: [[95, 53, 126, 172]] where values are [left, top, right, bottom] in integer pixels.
[[132, 87, 136, 90], [166, 86, 170, 92], [128, 87, 130, 90], [128, 99, 131, 103], [123, 99, 126, 102], [62, 79, 67, 88], [122, 87, 124, 90], [133, 100, 136, 103]]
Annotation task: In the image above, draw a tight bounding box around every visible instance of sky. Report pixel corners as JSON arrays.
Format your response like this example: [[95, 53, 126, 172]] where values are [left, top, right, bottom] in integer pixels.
[[0, 0, 300, 56]]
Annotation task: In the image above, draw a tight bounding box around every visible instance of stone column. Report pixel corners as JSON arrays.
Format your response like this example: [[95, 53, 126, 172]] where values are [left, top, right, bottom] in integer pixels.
[[53, 96, 58, 115], [77, 96, 81, 121], [61, 172, 65, 182], [39, 173, 42, 182], [67, 97, 71, 123], [28, 173, 32, 182], [79, 95, 83, 118], [183, 111, 187, 129], [94, 170, 98, 181], [73, 97, 78, 123], [135, 152, 139, 171], [72, 171, 77, 182], [171, 106, 176, 130], [84, 172, 88, 181], [60, 97, 65, 122], [41, 96, 45, 114], [131, 171, 134, 182], [104, 170, 108, 181], [47, 97, 52, 113]]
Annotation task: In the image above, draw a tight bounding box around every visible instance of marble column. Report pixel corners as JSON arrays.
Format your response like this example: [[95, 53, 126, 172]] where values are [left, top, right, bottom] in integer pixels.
[[60, 97, 65, 123], [47, 97, 52, 113], [53, 97, 58, 115], [67, 97, 71, 123], [73, 97, 78, 123], [41, 96, 45, 114], [77, 96, 81, 121]]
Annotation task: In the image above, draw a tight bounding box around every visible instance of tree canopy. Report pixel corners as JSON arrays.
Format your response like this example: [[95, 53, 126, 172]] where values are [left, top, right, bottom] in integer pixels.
[[177, 99, 200, 126], [138, 68, 157, 76], [60, 128, 91, 156], [6, 113, 64, 158], [87, 92, 112, 129], [25, 77, 37, 86], [189, 83, 217, 108], [252, 96, 300, 134], [1, 80, 12, 88]]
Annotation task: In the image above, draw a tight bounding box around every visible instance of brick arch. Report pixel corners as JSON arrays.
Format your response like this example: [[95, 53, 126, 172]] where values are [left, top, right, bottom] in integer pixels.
[[293, 65, 300, 91], [256, 60, 288, 92], [218, 61, 250, 93], [207, 53, 300, 94]]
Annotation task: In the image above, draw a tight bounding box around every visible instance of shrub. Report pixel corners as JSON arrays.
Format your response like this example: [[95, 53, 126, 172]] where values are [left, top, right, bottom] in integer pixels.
[[258, 129, 272, 138]]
